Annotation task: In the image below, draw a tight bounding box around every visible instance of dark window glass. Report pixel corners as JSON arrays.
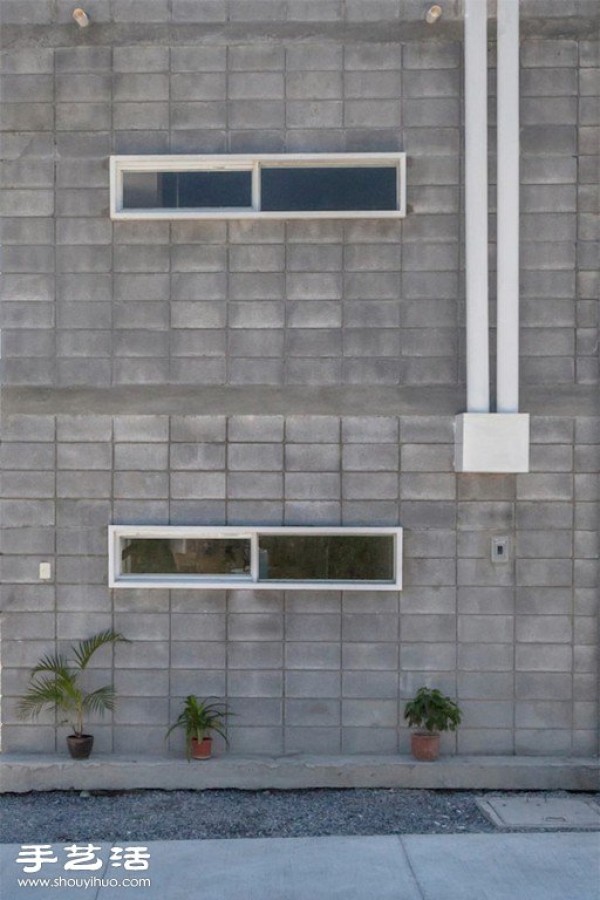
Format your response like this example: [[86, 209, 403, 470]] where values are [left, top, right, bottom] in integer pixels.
[[121, 538, 251, 577], [261, 166, 397, 212], [122, 171, 252, 209], [258, 535, 395, 582]]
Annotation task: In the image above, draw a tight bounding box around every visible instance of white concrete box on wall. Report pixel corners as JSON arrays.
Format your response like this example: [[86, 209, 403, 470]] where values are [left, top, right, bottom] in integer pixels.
[[454, 413, 530, 473]]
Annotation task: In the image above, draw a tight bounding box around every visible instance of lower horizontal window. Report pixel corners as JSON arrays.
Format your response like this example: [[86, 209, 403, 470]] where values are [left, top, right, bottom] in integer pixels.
[[109, 526, 402, 591]]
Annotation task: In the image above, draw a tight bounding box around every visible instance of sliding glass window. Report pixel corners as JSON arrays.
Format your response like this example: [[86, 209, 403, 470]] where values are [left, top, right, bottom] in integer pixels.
[[110, 527, 402, 591], [111, 154, 406, 220]]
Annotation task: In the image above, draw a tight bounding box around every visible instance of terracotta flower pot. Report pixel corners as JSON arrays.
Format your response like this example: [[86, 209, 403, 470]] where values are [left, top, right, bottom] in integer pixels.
[[191, 736, 212, 759], [67, 734, 94, 759], [410, 732, 440, 761]]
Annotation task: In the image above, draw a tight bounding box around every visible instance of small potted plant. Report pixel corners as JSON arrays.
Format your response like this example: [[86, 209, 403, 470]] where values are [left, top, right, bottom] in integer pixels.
[[166, 695, 228, 760], [17, 630, 129, 759], [403, 686, 461, 761]]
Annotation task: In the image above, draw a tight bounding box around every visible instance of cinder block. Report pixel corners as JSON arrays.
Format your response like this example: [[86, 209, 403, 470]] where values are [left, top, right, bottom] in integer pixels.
[[1, 48, 54, 74], [228, 417, 284, 443], [285, 358, 340, 385], [226, 670, 281, 698], [55, 46, 111, 72], [285, 614, 341, 642], [285, 473, 340, 500], [229, 331, 284, 358], [170, 472, 225, 499], [342, 472, 398, 500], [515, 672, 573, 700], [1, 471, 55, 498], [57, 443, 111, 470], [285, 444, 340, 472], [401, 584, 456, 612], [341, 614, 398, 643], [169, 614, 226, 642], [458, 644, 513, 672], [286, 329, 341, 358], [516, 615, 573, 644], [229, 99, 284, 130], [226, 500, 282, 524], [281, 697, 341, 728], [521, 40, 578, 68], [284, 501, 340, 524], [0, 104, 53, 132], [111, 45, 168, 73], [284, 671, 340, 701], [229, 358, 283, 385], [227, 642, 283, 670], [0, 442, 55, 470], [285, 642, 340, 670], [341, 643, 397, 671], [228, 444, 283, 472], [341, 699, 397, 727], [227, 473, 283, 500], [169, 443, 224, 471], [403, 614, 457, 642]]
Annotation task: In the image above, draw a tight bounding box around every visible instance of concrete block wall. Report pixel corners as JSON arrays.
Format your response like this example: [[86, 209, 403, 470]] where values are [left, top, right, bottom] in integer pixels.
[[0, 4, 597, 763], [1, 17, 597, 391], [1, 413, 597, 757]]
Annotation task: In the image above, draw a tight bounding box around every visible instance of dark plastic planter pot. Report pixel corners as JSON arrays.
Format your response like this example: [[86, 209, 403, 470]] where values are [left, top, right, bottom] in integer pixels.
[[67, 734, 94, 759]]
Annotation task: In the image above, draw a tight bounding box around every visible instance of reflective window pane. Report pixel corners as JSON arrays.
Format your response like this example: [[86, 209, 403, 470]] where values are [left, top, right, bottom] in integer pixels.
[[122, 171, 252, 209], [122, 172, 161, 209], [258, 534, 395, 582], [261, 167, 397, 212], [176, 171, 252, 208], [121, 538, 251, 577]]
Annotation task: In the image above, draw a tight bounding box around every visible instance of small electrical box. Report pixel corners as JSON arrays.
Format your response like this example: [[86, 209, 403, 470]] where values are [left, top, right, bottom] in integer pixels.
[[39, 562, 52, 580], [491, 537, 509, 563]]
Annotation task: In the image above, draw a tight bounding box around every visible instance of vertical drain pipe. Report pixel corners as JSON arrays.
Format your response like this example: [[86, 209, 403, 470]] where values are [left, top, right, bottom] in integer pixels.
[[496, 0, 520, 412], [464, 0, 490, 413]]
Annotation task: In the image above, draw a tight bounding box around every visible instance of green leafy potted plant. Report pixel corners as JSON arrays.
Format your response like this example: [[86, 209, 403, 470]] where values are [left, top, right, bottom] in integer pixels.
[[166, 695, 228, 760], [17, 630, 129, 759], [403, 686, 461, 761]]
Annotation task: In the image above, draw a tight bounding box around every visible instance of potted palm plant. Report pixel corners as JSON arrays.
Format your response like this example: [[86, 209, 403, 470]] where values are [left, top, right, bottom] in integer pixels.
[[403, 686, 461, 761], [166, 695, 228, 760], [17, 629, 129, 759]]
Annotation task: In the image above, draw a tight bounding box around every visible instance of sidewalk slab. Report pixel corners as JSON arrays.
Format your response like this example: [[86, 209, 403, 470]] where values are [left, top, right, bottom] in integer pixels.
[[2, 834, 599, 900], [477, 795, 600, 829], [402, 833, 600, 900]]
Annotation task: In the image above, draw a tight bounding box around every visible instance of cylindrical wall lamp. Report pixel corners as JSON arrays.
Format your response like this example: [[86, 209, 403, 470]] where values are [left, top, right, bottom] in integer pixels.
[[73, 8, 90, 27], [425, 5, 443, 24]]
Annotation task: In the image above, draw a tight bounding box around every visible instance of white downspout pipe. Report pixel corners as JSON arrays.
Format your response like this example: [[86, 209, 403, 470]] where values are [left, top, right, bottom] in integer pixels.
[[496, 0, 520, 412], [464, 0, 490, 413]]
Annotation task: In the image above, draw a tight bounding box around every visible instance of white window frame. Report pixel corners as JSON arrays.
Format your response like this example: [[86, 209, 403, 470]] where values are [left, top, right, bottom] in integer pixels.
[[109, 153, 406, 220], [108, 525, 403, 591]]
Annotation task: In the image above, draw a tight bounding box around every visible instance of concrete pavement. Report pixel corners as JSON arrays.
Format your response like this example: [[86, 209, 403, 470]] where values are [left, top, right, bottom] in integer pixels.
[[2, 832, 599, 900]]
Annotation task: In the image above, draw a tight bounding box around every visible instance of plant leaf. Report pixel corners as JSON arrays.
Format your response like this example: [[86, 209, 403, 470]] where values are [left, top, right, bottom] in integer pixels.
[[72, 630, 129, 670], [82, 686, 116, 716]]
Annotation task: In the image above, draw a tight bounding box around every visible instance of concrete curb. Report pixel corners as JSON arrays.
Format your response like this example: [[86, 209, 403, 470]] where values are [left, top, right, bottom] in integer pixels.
[[2, 753, 598, 793]]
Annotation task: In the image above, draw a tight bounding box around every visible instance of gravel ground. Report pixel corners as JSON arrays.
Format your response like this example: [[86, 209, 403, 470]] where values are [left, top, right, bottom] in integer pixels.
[[1, 789, 598, 843]]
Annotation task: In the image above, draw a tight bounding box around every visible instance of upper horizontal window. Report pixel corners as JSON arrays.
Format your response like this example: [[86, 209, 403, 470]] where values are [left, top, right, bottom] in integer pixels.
[[109, 526, 403, 591], [110, 153, 406, 220]]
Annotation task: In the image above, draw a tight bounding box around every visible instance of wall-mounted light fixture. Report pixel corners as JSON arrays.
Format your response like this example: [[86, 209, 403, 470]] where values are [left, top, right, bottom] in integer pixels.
[[425, 4, 443, 24], [72, 8, 90, 27]]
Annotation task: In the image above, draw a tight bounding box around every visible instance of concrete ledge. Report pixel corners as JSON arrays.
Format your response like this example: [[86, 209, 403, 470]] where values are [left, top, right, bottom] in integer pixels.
[[1, 754, 598, 793]]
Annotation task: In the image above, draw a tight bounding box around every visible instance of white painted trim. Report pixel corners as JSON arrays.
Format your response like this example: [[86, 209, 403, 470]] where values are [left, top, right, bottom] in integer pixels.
[[108, 525, 403, 591], [464, 0, 490, 413], [496, 0, 521, 413], [109, 153, 406, 220]]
